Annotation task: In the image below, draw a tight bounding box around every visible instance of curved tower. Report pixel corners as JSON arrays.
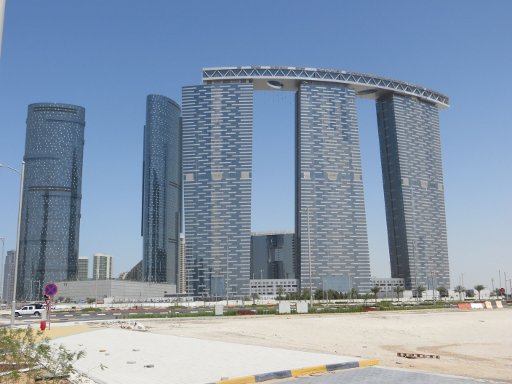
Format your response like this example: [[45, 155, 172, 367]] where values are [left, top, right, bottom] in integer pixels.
[[142, 95, 181, 284], [17, 103, 85, 300]]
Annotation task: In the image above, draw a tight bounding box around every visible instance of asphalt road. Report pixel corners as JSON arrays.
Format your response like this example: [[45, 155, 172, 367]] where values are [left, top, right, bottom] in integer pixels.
[[0, 308, 173, 325], [284, 366, 495, 384]]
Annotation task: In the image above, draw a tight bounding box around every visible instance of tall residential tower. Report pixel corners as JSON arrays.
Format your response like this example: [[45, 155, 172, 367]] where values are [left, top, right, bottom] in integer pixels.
[[142, 95, 181, 284], [377, 94, 449, 289], [17, 103, 85, 300], [183, 66, 450, 297]]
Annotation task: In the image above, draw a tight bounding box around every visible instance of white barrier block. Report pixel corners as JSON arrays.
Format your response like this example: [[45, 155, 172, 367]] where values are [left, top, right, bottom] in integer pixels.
[[296, 301, 308, 314], [214, 304, 224, 316], [278, 302, 291, 314]]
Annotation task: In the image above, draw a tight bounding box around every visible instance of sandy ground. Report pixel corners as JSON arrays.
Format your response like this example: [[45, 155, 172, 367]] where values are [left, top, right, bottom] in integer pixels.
[[143, 308, 512, 383]]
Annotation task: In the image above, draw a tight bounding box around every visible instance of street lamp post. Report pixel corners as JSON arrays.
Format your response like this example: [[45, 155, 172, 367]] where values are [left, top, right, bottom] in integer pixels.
[[0, 162, 25, 327], [225, 239, 229, 307], [0, 237, 5, 301], [412, 239, 418, 301], [306, 207, 313, 307]]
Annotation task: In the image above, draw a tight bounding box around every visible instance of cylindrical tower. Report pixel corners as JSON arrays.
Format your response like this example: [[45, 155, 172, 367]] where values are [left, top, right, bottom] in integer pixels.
[[17, 103, 85, 300], [142, 95, 181, 284]]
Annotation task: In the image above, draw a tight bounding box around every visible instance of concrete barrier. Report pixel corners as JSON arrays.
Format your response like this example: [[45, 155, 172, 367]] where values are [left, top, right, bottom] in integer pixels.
[[211, 359, 379, 384]]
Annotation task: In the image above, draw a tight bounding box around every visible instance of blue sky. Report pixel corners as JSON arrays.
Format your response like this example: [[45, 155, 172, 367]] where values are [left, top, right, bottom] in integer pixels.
[[0, 1, 511, 289]]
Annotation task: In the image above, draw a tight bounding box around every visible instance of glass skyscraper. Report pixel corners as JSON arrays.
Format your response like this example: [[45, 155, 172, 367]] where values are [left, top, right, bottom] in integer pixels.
[[142, 95, 181, 284], [182, 84, 253, 297], [377, 94, 450, 289], [251, 232, 296, 280], [296, 83, 371, 292], [184, 66, 450, 296], [17, 103, 85, 300]]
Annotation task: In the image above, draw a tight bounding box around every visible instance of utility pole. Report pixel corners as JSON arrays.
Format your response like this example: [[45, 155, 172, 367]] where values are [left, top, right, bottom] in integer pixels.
[[11, 161, 25, 327], [0, 237, 4, 301], [225, 239, 229, 307], [306, 207, 313, 308], [0, 0, 6, 58]]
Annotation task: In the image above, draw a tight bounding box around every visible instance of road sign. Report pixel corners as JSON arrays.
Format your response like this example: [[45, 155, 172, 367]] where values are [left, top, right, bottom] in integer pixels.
[[44, 283, 58, 297]]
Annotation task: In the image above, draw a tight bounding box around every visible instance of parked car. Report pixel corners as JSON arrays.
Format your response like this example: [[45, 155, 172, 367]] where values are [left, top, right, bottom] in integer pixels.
[[14, 305, 44, 317]]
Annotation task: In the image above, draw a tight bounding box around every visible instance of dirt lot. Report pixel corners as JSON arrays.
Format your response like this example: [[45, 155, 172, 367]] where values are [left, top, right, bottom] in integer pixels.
[[146, 308, 512, 382]]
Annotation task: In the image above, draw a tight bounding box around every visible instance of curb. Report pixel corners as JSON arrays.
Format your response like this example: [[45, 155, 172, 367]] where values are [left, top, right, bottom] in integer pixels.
[[210, 359, 379, 384]]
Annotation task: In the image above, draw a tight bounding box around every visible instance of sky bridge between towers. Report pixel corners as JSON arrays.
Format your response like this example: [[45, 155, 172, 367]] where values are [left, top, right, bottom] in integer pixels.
[[202, 66, 449, 108]]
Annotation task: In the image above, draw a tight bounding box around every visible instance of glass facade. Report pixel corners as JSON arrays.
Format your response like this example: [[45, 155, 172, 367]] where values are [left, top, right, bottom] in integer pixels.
[[142, 95, 181, 284], [77, 256, 88, 280], [17, 103, 85, 300], [296, 83, 371, 292], [251, 233, 296, 280], [183, 67, 450, 297], [377, 94, 450, 289], [93, 253, 113, 280], [182, 83, 253, 297], [2, 250, 15, 303]]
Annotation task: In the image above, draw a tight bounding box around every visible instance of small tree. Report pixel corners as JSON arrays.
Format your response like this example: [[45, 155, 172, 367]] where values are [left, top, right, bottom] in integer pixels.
[[301, 288, 311, 301], [415, 285, 426, 299], [454, 285, 465, 301], [362, 293, 371, 306], [474, 285, 485, 301], [276, 286, 285, 301], [393, 286, 404, 302], [370, 286, 381, 303], [437, 286, 448, 301], [350, 287, 358, 302], [0, 326, 85, 382], [251, 293, 259, 305]]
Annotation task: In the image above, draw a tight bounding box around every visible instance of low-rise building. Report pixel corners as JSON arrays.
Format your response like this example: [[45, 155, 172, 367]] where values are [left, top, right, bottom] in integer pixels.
[[250, 279, 298, 297], [54, 279, 176, 302]]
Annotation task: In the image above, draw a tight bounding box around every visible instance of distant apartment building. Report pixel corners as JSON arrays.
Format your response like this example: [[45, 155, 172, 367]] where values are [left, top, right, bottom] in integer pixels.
[[93, 253, 113, 280], [124, 260, 143, 281], [2, 250, 15, 303], [250, 279, 298, 297], [178, 237, 186, 293], [251, 232, 296, 280], [370, 277, 405, 293], [77, 256, 89, 280]]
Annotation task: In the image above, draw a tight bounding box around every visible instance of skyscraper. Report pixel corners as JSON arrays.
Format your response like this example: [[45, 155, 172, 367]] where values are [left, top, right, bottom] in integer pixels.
[[77, 256, 89, 280], [251, 232, 296, 280], [182, 84, 253, 297], [296, 83, 371, 292], [17, 103, 85, 300], [2, 249, 15, 303], [184, 66, 449, 296], [93, 253, 113, 280], [142, 95, 181, 284], [377, 94, 450, 289]]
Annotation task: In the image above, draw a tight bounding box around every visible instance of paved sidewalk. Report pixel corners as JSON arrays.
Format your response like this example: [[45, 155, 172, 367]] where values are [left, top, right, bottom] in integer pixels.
[[55, 327, 364, 384]]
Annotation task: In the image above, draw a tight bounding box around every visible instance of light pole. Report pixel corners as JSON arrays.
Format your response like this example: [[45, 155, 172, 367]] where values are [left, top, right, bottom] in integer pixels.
[[0, 162, 25, 327], [225, 239, 229, 306], [0, 237, 5, 301], [431, 270, 436, 305], [306, 207, 313, 307], [505, 272, 508, 299], [412, 239, 418, 301]]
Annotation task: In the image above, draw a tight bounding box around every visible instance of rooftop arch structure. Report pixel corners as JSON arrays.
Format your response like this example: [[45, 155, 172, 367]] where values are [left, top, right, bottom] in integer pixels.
[[203, 66, 449, 108]]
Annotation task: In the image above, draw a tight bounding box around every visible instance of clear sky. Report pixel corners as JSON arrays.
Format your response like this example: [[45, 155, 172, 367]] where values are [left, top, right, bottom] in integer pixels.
[[0, 1, 511, 290]]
